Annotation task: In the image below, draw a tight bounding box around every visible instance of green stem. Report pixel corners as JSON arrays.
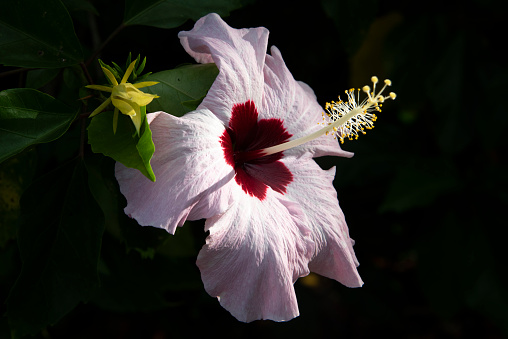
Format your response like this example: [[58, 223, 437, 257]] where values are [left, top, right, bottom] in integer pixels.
[[0, 67, 30, 79], [80, 62, 94, 85]]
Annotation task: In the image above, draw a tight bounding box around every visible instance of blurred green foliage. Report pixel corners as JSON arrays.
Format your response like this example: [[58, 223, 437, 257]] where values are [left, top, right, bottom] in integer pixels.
[[0, 0, 83, 68], [0, 0, 506, 338]]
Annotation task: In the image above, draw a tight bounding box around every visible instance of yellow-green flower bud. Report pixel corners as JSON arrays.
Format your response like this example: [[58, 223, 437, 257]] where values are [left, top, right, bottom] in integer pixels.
[[86, 60, 159, 135]]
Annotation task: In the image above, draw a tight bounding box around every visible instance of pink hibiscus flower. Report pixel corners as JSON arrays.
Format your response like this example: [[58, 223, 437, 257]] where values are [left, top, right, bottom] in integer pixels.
[[116, 13, 394, 322]]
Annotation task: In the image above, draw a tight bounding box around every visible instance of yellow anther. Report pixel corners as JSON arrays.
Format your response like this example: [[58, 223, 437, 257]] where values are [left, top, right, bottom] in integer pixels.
[[318, 76, 396, 145], [389, 92, 396, 99], [264, 75, 396, 157]]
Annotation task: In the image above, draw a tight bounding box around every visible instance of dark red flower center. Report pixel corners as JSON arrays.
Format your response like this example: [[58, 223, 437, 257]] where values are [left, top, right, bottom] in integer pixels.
[[220, 100, 293, 200]]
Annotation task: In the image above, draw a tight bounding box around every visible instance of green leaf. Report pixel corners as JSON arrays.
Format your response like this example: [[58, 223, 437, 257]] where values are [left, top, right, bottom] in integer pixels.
[[144, 63, 218, 117], [90, 234, 201, 313], [111, 61, 124, 74], [61, 0, 99, 15], [136, 56, 147, 76], [58, 65, 86, 109], [91, 250, 170, 313], [125, 52, 133, 70], [84, 155, 123, 239], [181, 96, 206, 111], [99, 59, 121, 82], [0, 88, 78, 164], [124, 0, 246, 28], [25, 68, 61, 89], [0, 0, 83, 68], [87, 107, 156, 182], [6, 160, 104, 336]]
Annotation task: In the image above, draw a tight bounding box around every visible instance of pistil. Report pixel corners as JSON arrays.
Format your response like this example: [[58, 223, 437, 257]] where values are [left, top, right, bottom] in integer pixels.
[[261, 77, 396, 157]]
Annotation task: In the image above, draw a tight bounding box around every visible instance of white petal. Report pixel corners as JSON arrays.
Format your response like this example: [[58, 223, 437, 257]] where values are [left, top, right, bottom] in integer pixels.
[[178, 13, 269, 124], [115, 110, 236, 234], [197, 186, 314, 322], [282, 156, 363, 287], [262, 46, 353, 159]]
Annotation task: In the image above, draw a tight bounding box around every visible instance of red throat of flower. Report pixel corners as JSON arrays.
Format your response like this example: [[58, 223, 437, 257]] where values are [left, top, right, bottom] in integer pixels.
[[220, 100, 293, 200]]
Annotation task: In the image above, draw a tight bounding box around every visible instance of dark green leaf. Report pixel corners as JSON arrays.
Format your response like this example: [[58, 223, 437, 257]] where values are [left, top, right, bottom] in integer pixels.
[[87, 107, 156, 181], [136, 56, 147, 76], [124, 0, 245, 28], [181, 96, 206, 111], [111, 61, 124, 74], [98, 60, 121, 82], [0, 88, 78, 164], [85, 155, 123, 239], [136, 72, 152, 83], [126, 53, 133, 70], [25, 68, 61, 89], [144, 63, 218, 117], [62, 0, 99, 15], [0, 0, 83, 68], [58, 66, 86, 109], [90, 234, 200, 313], [157, 225, 198, 258], [6, 160, 104, 336]]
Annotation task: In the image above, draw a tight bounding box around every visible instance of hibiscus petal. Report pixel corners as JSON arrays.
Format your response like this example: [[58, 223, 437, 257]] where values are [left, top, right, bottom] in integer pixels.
[[197, 186, 314, 322], [243, 161, 293, 196], [115, 110, 236, 234], [178, 13, 269, 123], [263, 46, 353, 159], [179, 14, 351, 160], [282, 156, 363, 287]]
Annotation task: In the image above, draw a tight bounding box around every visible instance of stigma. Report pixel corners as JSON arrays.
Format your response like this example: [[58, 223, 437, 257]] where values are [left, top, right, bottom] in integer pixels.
[[262, 76, 396, 156], [321, 76, 396, 144]]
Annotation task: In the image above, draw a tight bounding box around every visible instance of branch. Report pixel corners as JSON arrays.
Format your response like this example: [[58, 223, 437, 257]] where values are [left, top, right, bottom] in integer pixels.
[[85, 24, 126, 66]]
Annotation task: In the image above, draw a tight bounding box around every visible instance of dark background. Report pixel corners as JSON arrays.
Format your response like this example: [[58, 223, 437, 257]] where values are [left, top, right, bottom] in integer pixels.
[[1, 0, 506, 338]]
